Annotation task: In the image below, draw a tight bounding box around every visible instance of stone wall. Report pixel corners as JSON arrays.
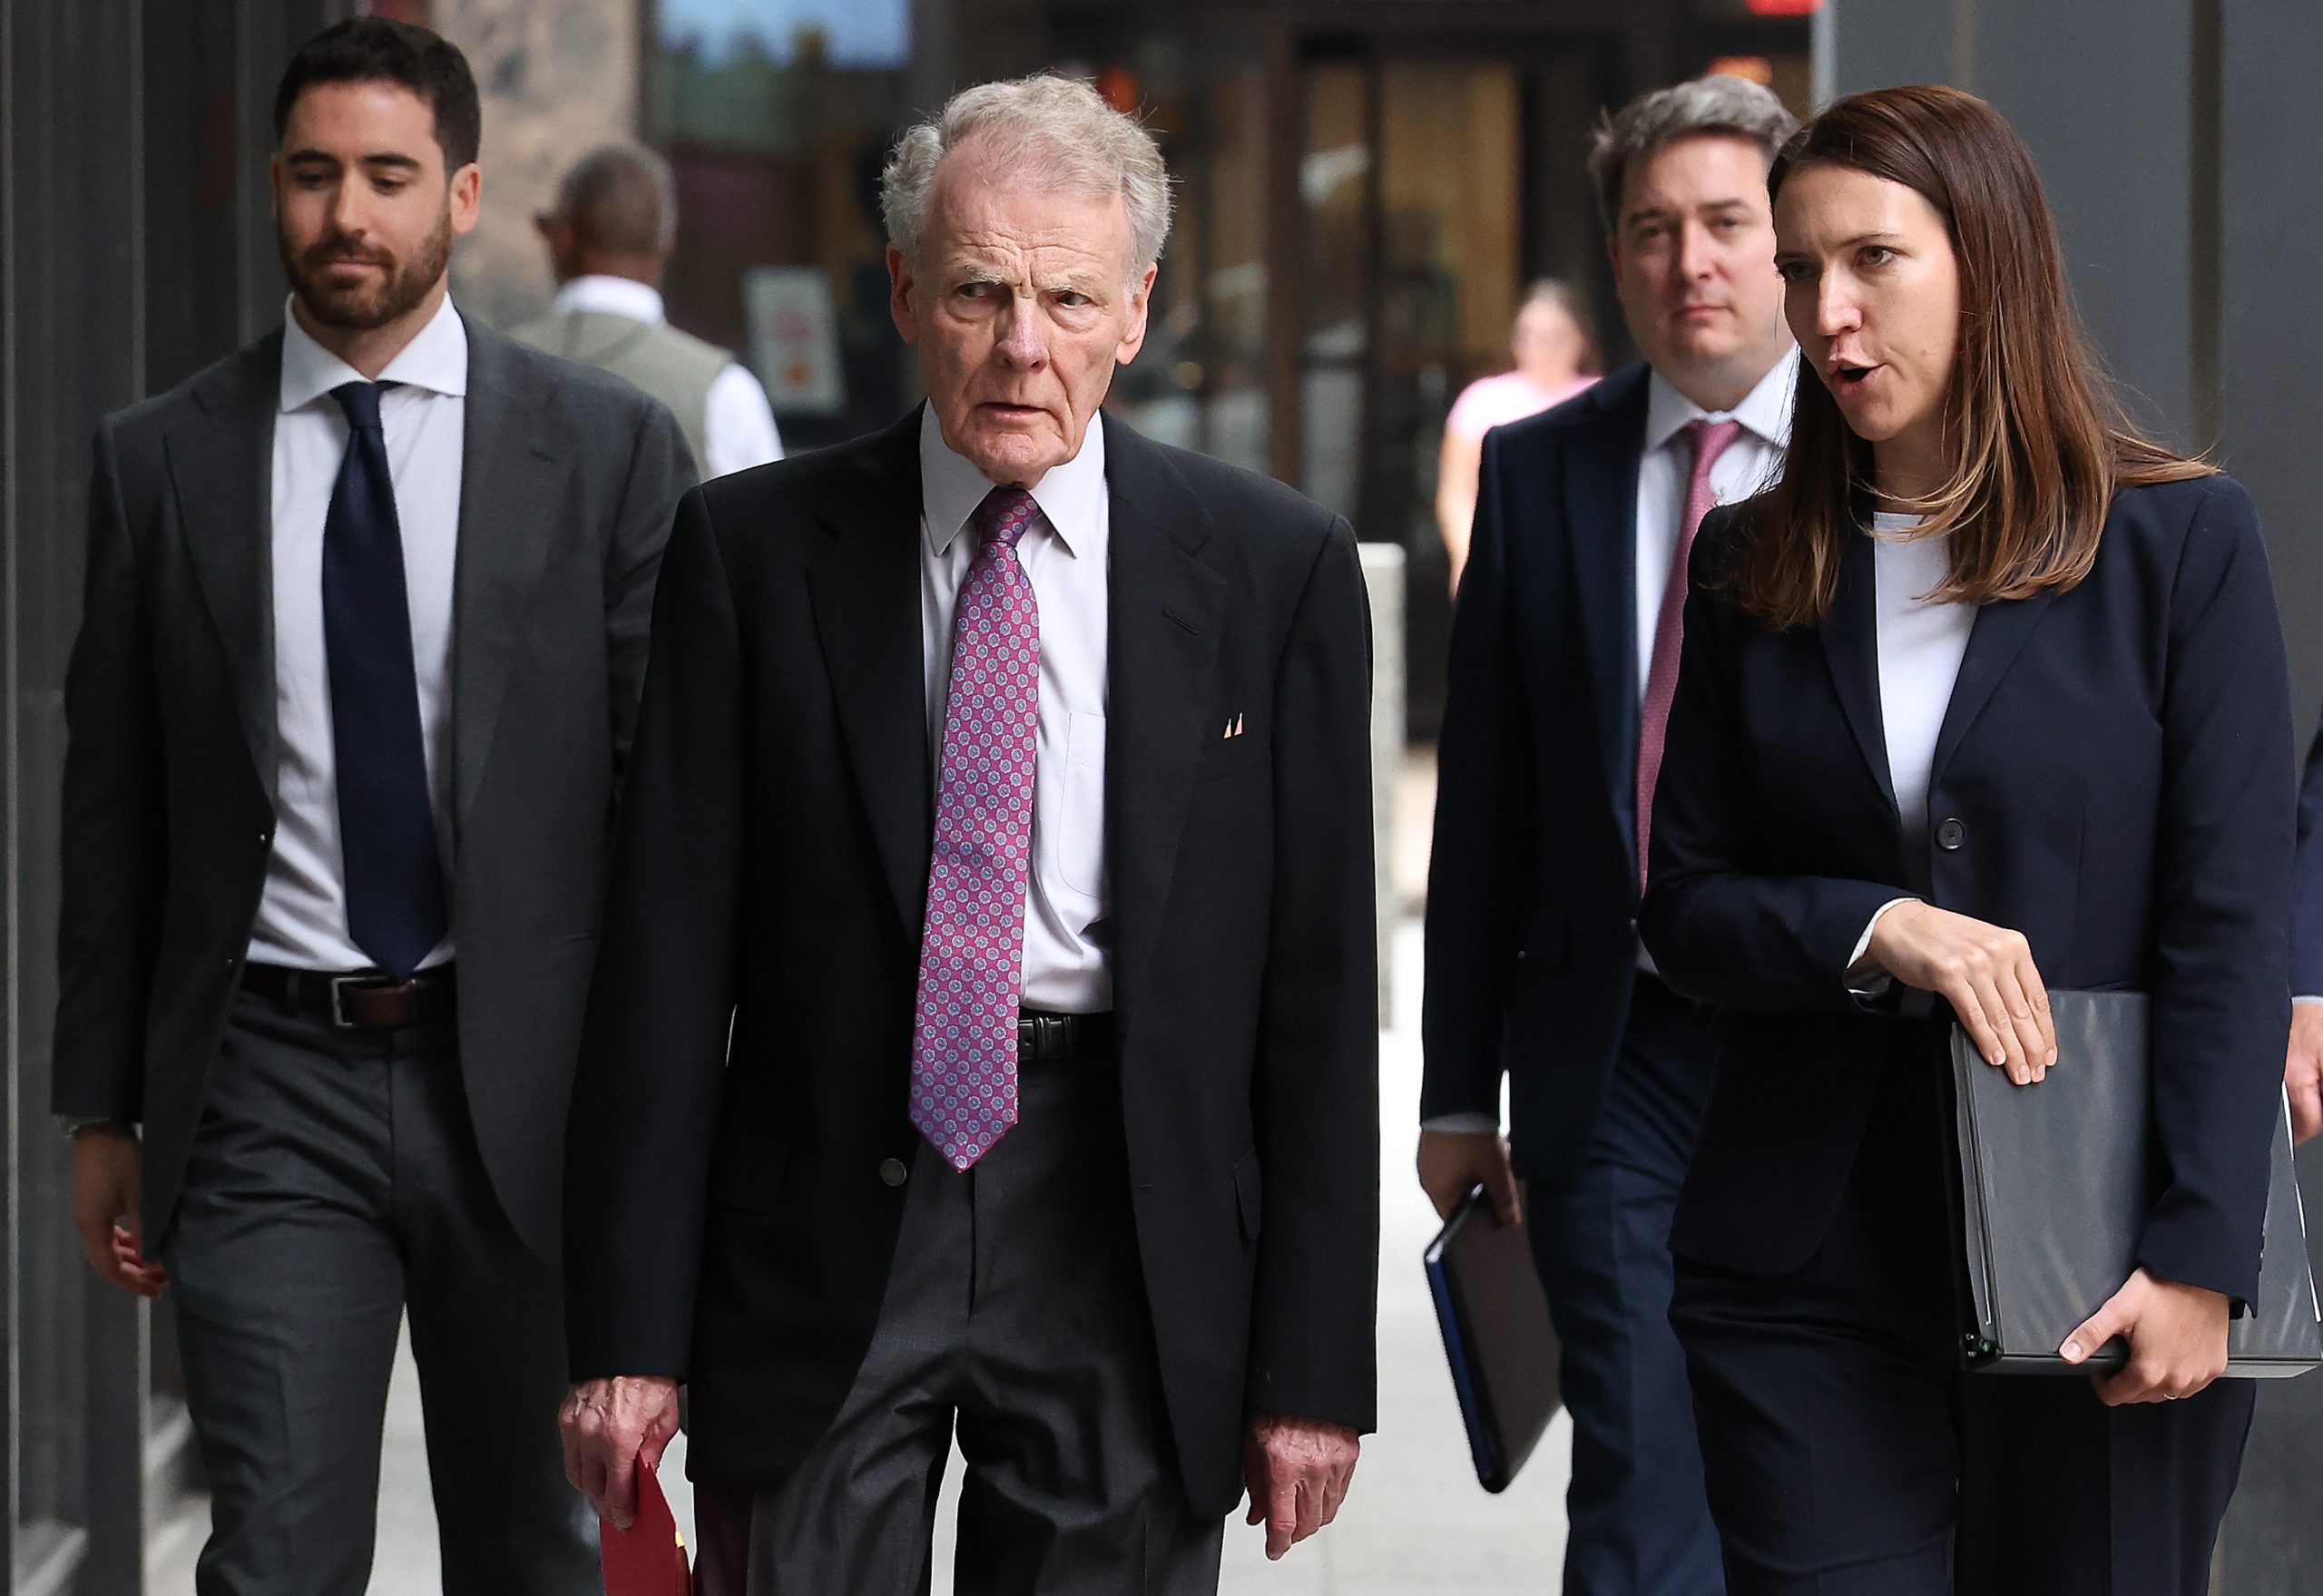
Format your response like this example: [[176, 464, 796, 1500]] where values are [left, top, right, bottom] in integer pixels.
[[429, 0, 641, 330]]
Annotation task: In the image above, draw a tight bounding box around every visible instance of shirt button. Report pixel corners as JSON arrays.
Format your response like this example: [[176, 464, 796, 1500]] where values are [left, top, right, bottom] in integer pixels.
[[1936, 818, 1966, 851], [878, 1157, 908, 1188]]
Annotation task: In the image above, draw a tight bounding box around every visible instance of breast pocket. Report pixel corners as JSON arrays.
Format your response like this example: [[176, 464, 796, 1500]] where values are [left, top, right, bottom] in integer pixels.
[[1056, 710, 1108, 898]]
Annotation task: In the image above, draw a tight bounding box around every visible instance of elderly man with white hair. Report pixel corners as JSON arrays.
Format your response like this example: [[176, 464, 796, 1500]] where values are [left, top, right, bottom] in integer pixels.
[[556, 74, 1380, 1592]]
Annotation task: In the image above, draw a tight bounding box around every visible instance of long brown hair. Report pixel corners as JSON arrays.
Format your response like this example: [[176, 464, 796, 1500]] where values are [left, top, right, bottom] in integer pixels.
[[1728, 84, 2210, 630]]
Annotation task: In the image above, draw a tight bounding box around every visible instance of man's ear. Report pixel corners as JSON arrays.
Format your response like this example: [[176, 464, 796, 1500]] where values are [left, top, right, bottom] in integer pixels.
[[887, 243, 921, 346], [1114, 262, 1159, 366], [449, 162, 482, 238]]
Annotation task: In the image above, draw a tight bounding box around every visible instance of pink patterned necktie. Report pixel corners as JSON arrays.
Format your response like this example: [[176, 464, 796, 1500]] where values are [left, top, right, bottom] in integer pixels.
[[910, 485, 1042, 1170], [1635, 417, 1742, 892]]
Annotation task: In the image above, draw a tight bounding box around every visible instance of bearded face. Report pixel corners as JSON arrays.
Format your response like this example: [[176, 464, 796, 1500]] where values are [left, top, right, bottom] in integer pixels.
[[272, 78, 478, 340]]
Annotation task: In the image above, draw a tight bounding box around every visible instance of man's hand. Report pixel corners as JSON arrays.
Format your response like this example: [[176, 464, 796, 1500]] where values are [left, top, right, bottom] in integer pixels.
[[560, 1376, 681, 1531], [72, 1124, 167, 1298], [1241, 1411, 1359, 1560], [2288, 1003, 2323, 1144], [1416, 1129, 1522, 1227], [2059, 1268, 2230, 1406], [1866, 901, 2057, 1083]]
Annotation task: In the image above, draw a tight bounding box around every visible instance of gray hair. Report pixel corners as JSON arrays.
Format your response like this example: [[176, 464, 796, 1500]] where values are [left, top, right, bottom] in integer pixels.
[[553, 142, 678, 256], [1587, 74, 1799, 235], [880, 74, 1172, 275]]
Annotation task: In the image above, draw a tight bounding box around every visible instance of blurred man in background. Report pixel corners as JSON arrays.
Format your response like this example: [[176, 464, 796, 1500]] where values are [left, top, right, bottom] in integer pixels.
[[515, 141, 782, 479], [1420, 73, 1799, 1596]]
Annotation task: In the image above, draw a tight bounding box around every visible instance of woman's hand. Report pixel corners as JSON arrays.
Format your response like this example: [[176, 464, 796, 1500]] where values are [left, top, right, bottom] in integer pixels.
[[1864, 901, 2058, 1084], [2059, 1268, 2231, 1405]]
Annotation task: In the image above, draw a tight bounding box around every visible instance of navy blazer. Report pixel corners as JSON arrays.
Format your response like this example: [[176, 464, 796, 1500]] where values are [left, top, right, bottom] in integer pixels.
[[1423, 365, 1655, 1184], [1641, 475, 2294, 1301]]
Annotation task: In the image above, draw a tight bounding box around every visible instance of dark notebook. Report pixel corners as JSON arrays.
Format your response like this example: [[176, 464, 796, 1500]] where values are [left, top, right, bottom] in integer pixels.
[[1950, 988, 2322, 1376], [1424, 1186, 1562, 1492]]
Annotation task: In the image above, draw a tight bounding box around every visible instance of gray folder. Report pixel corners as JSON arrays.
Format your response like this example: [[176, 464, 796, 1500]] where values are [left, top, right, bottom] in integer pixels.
[[1949, 988, 2322, 1376]]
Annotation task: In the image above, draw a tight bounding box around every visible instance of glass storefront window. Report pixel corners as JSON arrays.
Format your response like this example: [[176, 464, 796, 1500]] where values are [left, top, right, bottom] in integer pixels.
[[651, 0, 916, 449]]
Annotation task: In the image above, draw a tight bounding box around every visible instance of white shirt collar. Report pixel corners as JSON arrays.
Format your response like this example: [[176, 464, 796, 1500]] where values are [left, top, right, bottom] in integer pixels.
[[1643, 348, 1797, 457], [553, 274, 668, 327], [918, 405, 1106, 561], [279, 291, 469, 414]]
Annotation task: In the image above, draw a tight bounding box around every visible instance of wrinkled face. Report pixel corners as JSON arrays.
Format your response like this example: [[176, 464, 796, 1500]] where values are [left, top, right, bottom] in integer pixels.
[[1609, 132, 1789, 380], [272, 79, 478, 331], [1775, 162, 1961, 455], [888, 144, 1154, 486]]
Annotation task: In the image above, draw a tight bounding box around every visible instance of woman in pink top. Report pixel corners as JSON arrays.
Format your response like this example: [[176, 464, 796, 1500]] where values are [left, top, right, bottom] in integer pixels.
[[1437, 279, 1601, 590]]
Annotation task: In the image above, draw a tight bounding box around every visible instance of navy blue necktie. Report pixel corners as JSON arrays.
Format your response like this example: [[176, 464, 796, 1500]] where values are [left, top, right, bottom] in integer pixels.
[[323, 380, 446, 981]]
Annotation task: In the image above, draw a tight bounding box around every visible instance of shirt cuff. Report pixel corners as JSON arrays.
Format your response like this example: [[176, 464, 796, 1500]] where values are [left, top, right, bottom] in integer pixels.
[[1421, 1112, 1500, 1135], [1845, 897, 1920, 998], [2296, 994, 2323, 1006]]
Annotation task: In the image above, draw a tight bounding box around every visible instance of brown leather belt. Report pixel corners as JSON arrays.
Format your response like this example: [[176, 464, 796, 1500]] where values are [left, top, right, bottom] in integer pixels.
[[242, 962, 457, 1030]]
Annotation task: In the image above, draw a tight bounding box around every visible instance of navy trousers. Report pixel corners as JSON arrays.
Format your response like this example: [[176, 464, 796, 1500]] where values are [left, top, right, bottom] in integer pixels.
[[1526, 973, 1726, 1596], [1671, 1034, 2252, 1595]]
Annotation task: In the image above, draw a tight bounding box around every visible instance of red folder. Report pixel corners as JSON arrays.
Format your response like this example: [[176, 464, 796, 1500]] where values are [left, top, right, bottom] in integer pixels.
[[599, 1462, 692, 1596]]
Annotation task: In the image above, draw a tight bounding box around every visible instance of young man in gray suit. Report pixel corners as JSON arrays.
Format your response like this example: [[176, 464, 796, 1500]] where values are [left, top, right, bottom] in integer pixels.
[[53, 19, 693, 1594]]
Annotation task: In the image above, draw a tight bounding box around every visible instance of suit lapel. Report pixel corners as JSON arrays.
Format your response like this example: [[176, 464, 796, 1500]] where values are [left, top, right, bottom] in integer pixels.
[[1930, 587, 2054, 788], [807, 412, 933, 941], [1103, 420, 1227, 1000], [170, 336, 281, 792], [450, 319, 564, 833], [1563, 367, 1649, 825], [1819, 525, 1899, 817]]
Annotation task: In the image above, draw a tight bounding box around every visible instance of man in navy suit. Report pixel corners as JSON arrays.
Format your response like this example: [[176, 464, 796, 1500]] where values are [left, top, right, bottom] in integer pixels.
[[1418, 75, 1796, 1596]]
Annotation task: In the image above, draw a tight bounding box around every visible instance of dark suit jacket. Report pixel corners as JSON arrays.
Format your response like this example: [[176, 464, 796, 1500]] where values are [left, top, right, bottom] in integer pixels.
[[1640, 476, 2293, 1303], [1422, 365, 1654, 1184], [560, 408, 1380, 1520], [50, 316, 696, 1261]]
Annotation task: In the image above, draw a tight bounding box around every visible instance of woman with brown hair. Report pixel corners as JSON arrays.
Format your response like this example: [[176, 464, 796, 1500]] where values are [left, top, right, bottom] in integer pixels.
[[1639, 84, 2291, 1592]]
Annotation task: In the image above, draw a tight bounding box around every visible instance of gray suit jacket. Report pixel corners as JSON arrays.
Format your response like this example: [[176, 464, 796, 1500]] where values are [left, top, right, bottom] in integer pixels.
[[50, 313, 697, 1260]]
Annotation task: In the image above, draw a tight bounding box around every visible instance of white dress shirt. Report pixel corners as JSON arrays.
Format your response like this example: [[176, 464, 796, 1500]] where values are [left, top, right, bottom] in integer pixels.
[[250, 295, 466, 973], [1849, 512, 1979, 983], [918, 406, 1112, 1013], [552, 275, 782, 478]]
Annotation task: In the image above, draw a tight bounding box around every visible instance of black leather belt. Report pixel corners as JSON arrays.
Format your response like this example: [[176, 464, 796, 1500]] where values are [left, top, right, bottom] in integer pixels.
[[1018, 1010, 1113, 1063], [242, 962, 457, 1029]]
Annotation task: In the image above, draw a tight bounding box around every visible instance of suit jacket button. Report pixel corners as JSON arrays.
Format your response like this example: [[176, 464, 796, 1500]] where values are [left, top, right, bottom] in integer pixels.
[[1936, 818, 1966, 851], [879, 1157, 908, 1188]]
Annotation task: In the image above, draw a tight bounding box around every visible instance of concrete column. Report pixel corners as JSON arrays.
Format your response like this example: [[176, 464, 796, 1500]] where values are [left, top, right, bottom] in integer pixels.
[[1362, 543, 1407, 1025]]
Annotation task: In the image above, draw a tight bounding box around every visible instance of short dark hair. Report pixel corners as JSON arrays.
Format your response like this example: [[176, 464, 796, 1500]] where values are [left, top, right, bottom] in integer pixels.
[[274, 16, 482, 171]]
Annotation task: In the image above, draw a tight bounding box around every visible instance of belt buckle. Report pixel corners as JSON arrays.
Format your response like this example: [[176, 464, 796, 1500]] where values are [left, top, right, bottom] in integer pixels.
[[328, 974, 377, 1029]]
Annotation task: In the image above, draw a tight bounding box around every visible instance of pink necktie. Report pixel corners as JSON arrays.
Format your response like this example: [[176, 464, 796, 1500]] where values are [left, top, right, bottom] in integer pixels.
[[1636, 418, 1742, 892], [909, 486, 1041, 1170]]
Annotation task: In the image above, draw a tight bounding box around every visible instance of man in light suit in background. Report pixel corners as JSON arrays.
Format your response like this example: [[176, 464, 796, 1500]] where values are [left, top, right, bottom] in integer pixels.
[[54, 19, 692, 1592], [1419, 74, 1798, 1596], [514, 141, 783, 479], [558, 73, 1380, 1594]]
